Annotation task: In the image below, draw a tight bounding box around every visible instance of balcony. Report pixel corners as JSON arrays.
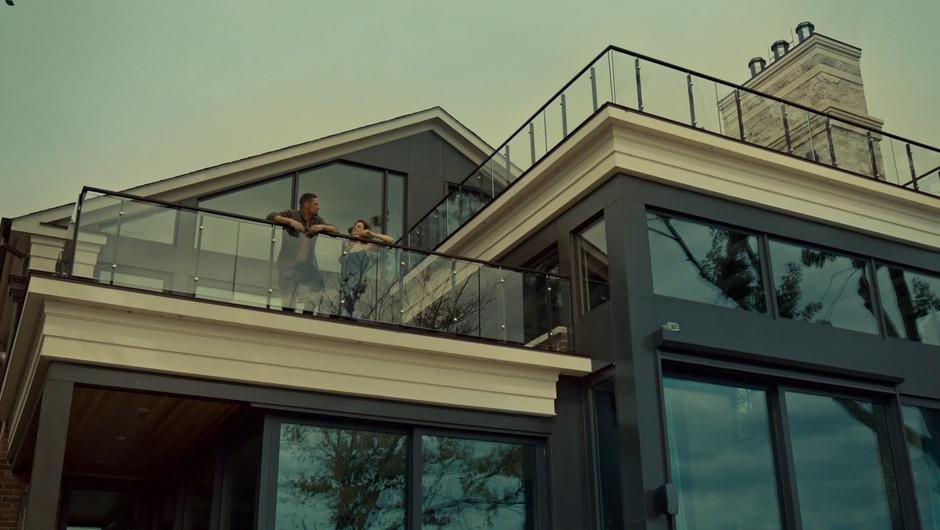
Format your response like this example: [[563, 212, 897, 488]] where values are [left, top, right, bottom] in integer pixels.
[[405, 44, 940, 253], [64, 188, 575, 353]]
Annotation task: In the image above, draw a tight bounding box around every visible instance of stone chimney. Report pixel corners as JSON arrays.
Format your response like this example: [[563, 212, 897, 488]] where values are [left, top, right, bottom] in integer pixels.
[[719, 23, 886, 177]]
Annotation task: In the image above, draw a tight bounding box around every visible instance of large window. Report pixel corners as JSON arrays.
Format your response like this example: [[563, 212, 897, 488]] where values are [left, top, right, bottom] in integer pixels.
[[647, 212, 766, 312], [785, 391, 903, 530], [197, 161, 406, 241], [276, 423, 408, 529], [769, 240, 879, 334], [902, 405, 940, 530], [576, 217, 610, 312], [645, 208, 940, 346], [271, 421, 541, 530], [877, 265, 940, 346], [199, 176, 293, 220], [299, 163, 405, 241], [663, 374, 905, 530], [663, 377, 782, 530]]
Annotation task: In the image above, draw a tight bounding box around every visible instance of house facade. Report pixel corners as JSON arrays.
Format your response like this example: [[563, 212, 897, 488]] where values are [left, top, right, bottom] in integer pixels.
[[0, 24, 938, 530]]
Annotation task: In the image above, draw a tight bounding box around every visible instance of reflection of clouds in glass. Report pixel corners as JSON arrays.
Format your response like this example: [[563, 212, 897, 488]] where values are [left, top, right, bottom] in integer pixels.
[[664, 378, 782, 530], [770, 241, 878, 334], [422, 435, 531, 530], [786, 393, 901, 530], [902, 406, 940, 530]]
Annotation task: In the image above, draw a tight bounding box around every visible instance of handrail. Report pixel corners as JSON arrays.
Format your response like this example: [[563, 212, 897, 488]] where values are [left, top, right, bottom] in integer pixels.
[[403, 45, 614, 242], [73, 186, 569, 280], [607, 41, 939, 151], [404, 42, 939, 253]]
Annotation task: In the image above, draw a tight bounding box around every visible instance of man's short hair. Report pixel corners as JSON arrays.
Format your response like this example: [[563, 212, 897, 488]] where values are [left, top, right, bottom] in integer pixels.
[[299, 193, 318, 207]]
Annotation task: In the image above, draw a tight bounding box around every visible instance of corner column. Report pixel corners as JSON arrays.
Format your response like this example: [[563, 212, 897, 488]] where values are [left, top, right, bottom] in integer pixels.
[[24, 378, 73, 530]]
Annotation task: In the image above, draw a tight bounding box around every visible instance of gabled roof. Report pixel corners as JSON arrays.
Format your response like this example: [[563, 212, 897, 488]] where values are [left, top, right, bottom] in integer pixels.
[[12, 107, 492, 237]]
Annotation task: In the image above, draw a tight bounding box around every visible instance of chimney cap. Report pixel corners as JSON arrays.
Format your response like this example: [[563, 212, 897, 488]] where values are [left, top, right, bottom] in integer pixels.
[[796, 21, 815, 42], [771, 40, 791, 61], [748, 57, 767, 79]]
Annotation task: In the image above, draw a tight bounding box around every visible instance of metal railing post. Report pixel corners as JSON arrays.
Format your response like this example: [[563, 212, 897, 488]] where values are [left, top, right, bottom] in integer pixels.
[[608, 50, 617, 104], [825, 117, 837, 167], [867, 130, 881, 179], [687, 74, 697, 128], [503, 145, 510, 194], [561, 94, 568, 136], [634, 57, 644, 112], [266, 225, 276, 309], [905, 144, 919, 191], [590, 67, 598, 111], [734, 89, 745, 141], [528, 122, 536, 166], [67, 188, 86, 276], [781, 103, 793, 154]]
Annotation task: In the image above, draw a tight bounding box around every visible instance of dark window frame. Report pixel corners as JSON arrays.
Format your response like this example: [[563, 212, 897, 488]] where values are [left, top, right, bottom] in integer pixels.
[[645, 207, 771, 315], [644, 204, 940, 347], [873, 262, 940, 346], [658, 354, 924, 530], [573, 212, 610, 315], [196, 159, 408, 239], [258, 413, 550, 530], [765, 235, 884, 337]]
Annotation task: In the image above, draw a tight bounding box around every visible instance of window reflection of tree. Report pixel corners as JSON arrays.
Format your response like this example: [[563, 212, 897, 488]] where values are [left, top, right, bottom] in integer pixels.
[[648, 214, 764, 312], [773, 249, 873, 325], [879, 266, 940, 343], [421, 437, 532, 529], [278, 424, 407, 530], [277, 425, 533, 530]]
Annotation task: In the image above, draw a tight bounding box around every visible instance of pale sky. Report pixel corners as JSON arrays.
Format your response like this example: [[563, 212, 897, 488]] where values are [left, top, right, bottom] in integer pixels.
[[1, 0, 938, 218]]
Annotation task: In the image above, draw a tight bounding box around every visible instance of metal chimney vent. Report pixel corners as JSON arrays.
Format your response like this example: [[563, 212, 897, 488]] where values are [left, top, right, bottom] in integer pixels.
[[771, 40, 790, 61], [748, 57, 767, 78], [796, 21, 815, 43]]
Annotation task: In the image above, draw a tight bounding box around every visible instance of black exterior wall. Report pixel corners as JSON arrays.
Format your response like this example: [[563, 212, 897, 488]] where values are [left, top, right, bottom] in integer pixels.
[[501, 173, 940, 529]]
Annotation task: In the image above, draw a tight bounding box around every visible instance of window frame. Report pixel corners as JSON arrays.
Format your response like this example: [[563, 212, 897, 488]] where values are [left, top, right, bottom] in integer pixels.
[[658, 354, 924, 530], [898, 396, 940, 530], [644, 205, 940, 347], [258, 413, 550, 530], [873, 261, 940, 346], [645, 207, 771, 314], [196, 159, 408, 240], [573, 213, 610, 315], [765, 235, 883, 336]]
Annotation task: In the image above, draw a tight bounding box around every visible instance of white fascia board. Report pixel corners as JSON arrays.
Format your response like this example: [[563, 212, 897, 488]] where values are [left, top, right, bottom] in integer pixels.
[[440, 106, 940, 262]]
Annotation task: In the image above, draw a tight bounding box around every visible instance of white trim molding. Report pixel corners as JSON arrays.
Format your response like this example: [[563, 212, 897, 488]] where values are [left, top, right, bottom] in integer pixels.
[[0, 277, 591, 445], [440, 106, 940, 262]]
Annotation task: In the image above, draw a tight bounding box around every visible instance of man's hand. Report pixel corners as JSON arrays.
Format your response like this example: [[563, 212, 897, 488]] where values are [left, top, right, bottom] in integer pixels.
[[287, 219, 305, 232], [308, 224, 338, 235]]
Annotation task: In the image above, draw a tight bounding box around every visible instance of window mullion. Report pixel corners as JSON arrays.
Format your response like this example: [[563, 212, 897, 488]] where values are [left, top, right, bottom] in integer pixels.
[[886, 395, 925, 530], [768, 386, 804, 530], [407, 429, 422, 530], [761, 234, 779, 319]]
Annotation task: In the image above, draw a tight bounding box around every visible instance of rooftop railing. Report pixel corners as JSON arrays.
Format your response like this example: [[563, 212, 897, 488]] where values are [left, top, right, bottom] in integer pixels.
[[405, 44, 940, 253], [64, 187, 574, 353]]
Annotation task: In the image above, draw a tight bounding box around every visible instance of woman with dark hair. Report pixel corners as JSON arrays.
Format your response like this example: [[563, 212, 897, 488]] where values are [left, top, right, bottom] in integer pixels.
[[339, 219, 394, 318]]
